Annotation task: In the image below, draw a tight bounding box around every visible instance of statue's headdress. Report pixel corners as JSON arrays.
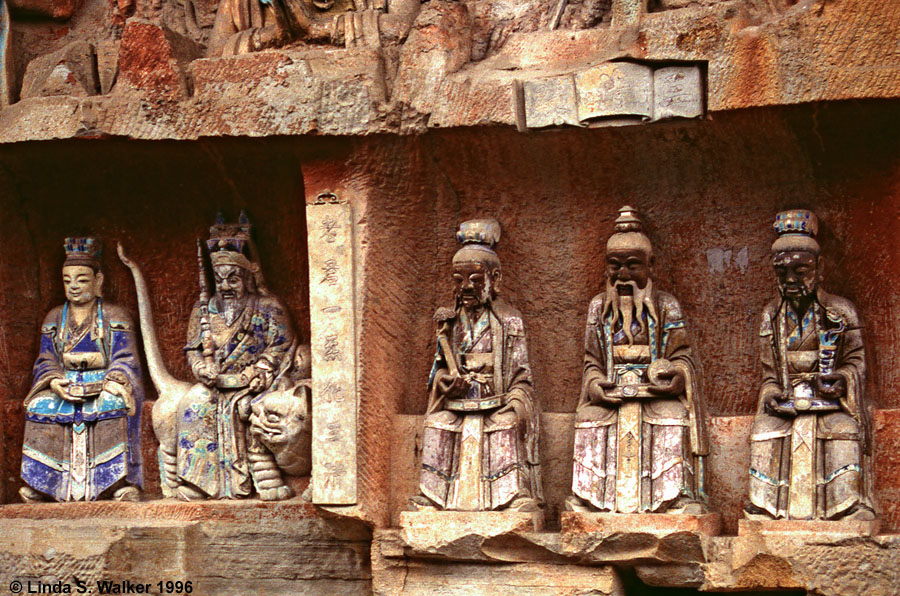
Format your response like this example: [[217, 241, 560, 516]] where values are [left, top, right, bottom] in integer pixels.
[[452, 218, 502, 269], [206, 211, 268, 293], [771, 209, 819, 255], [606, 205, 652, 257], [63, 237, 102, 270]]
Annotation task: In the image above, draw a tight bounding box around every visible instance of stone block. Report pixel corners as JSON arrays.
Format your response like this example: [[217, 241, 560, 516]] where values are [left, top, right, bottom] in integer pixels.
[[20, 41, 99, 99], [702, 520, 900, 594], [117, 18, 201, 100], [0, 501, 372, 596], [374, 529, 624, 596], [559, 512, 719, 571], [393, 0, 473, 116], [400, 510, 544, 561]]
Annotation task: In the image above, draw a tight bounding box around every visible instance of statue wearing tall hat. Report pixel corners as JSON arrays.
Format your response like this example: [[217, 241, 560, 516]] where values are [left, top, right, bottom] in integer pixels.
[[172, 214, 298, 501], [746, 210, 875, 521], [412, 219, 542, 512], [566, 206, 708, 514], [20, 238, 144, 502]]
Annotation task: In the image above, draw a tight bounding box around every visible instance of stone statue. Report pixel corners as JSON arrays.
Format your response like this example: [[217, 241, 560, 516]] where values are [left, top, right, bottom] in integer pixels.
[[20, 238, 143, 503], [412, 219, 542, 512], [207, 0, 420, 56], [118, 212, 311, 501], [566, 206, 707, 514], [746, 210, 875, 521]]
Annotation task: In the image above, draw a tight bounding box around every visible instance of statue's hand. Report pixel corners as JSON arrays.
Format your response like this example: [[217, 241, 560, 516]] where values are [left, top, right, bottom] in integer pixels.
[[237, 395, 253, 421], [251, 24, 288, 52], [194, 362, 217, 387], [116, 242, 134, 268], [762, 387, 795, 417], [647, 368, 686, 397], [588, 378, 620, 406], [436, 372, 468, 399], [816, 372, 846, 398], [50, 377, 82, 403]]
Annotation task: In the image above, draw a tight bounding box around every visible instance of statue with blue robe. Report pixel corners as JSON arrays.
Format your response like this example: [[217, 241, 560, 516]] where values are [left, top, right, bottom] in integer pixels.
[[20, 238, 143, 502]]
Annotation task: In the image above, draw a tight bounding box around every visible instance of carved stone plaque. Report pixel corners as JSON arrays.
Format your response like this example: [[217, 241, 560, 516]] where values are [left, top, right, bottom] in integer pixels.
[[653, 65, 704, 120], [523, 75, 579, 129], [575, 62, 653, 122], [307, 200, 358, 505]]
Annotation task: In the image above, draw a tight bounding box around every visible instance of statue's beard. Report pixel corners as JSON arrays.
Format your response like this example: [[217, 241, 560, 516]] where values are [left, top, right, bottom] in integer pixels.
[[458, 281, 493, 313], [220, 293, 248, 326], [602, 279, 654, 345]]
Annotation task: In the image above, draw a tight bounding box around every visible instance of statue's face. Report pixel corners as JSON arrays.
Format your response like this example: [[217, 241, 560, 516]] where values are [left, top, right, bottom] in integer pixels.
[[453, 261, 498, 310], [773, 251, 819, 300], [62, 265, 102, 306], [606, 247, 651, 292], [213, 264, 249, 301]]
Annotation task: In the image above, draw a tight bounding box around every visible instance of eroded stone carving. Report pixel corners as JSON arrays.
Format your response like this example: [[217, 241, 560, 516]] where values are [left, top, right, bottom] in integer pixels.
[[566, 206, 708, 514], [207, 0, 420, 56], [412, 218, 542, 512], [20, 238, 144, 503], [745, 210, 875, 521], [119, 212, 311, 501]]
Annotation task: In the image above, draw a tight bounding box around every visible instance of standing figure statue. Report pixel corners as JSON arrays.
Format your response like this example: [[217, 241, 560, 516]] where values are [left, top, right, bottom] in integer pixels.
[[746, 210, 875, 521], [413, 219, 542, 512], [20, 238, 143, 502], [566, 206, 707, 514]]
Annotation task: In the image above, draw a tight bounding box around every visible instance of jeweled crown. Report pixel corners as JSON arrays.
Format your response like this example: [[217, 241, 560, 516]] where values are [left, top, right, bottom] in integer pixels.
[[63, 237, 101, 268], [207, 210, 252, 257], [773, 210, 818, 238]]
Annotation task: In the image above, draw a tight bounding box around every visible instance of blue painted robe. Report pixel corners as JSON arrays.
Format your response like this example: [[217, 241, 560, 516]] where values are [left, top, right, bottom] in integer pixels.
[[21, 300, 143, 501], [176, 293, 295, 498]]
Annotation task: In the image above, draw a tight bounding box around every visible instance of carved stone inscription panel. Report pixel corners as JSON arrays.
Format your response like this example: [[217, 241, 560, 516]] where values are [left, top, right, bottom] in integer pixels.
[[307, 200, 358, 505]]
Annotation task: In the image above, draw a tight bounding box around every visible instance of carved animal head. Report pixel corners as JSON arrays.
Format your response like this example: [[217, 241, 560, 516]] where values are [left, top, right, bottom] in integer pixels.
[[249, 390, 308, 446]]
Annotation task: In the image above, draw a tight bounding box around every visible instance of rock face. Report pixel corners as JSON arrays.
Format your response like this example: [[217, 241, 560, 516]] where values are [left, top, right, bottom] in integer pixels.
[[0, 0, 898, 139]]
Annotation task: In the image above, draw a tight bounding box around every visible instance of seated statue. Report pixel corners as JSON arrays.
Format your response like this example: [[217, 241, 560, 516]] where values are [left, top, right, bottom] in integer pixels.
[[412, 219, 542, 512], [566, 206, 708, 514], [20, 238, 143, 502], [207, 0, 421, 56], [746, 210, 875, 521], [118, 212, 310, 502]]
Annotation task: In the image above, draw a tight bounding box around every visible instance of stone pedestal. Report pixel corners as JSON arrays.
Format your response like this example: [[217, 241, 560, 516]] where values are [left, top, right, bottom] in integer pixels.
[[0, 500, 372, 596], [399, 510, 544, 560], [559, 512, 721, 588], [559, 512, 720, 560], [737, 518, 881, 537], [379, 512, 623, 596]]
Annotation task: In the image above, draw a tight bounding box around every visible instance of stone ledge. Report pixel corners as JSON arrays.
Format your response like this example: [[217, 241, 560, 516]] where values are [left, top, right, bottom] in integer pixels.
[[738, 518, 881, 538], [0, 509, 373, 596], [0, 497, 325, 523], [561, 511, 722, 537]]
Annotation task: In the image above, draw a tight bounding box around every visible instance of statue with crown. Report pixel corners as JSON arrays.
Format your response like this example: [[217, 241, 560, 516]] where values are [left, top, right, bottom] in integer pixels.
[[744, 210, 875, 522], [410, 219, 543, 513], [20, 238, 144, 503], [565, 206, 709, 516], [118, 212, 311, 502]]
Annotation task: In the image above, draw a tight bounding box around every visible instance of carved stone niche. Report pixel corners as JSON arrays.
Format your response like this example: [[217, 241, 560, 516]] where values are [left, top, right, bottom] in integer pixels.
[[0, 141, 373, 596]]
